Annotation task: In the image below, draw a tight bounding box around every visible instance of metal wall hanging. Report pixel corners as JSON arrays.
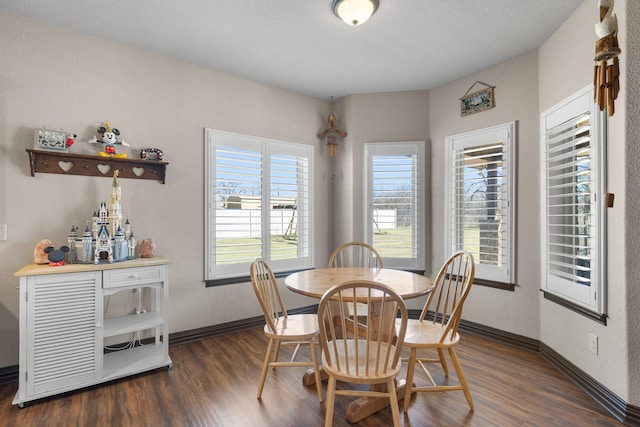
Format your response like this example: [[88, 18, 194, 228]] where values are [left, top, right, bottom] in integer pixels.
[[317, 97, 347, 157], [460, 81, 495, 117]]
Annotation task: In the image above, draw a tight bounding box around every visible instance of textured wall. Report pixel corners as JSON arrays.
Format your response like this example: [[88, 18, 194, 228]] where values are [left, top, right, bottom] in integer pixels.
[[624, 0, 640, 405], [538, 0, 636, 404]]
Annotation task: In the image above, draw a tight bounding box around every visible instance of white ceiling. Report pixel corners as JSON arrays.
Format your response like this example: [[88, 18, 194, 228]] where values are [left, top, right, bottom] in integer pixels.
[[0, 0, 586, 100]]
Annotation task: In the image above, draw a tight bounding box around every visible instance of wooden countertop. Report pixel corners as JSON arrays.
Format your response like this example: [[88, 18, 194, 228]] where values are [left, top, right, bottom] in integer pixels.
[[14, 256, 171, 277]]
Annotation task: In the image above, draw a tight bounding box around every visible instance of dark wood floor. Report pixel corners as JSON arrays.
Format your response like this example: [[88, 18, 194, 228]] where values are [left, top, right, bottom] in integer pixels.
[[0, 328, 623, 426]]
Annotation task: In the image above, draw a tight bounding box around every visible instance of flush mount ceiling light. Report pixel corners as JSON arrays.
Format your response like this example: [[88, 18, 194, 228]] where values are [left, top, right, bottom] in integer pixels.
[[332, 0, 379, 26]]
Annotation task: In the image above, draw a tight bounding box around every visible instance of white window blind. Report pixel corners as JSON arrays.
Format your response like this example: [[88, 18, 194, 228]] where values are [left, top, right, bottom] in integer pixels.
[[365, 142, 425, 270], [541, 85, 606, 313], [446, 122, 515, 284], [205, 130, 313, 280], [214, 145, 263, 266], [544, 113, 591, 286], [269, 146, 310, 262]]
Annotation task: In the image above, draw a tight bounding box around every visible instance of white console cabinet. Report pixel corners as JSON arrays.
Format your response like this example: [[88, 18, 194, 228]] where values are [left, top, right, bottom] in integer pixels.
[[13, 257, 171, 407]]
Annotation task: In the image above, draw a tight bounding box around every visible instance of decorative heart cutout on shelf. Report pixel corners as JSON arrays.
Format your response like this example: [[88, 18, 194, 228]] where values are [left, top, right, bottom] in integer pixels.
[[97, 164, 111, 175], [132, 167, 146, 177], [58, 161, 74, 172]]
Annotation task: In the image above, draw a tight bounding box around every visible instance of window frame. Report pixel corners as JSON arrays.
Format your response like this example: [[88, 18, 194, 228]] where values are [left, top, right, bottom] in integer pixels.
[[204, 129, 314, 284], [363, 141, 426, 271], [444, 122, 516, 288], [540, 85, 607, 320]]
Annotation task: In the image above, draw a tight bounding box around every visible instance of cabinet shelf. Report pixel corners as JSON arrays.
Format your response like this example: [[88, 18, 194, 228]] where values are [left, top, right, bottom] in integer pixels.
[[26, 149, 168, 183], [103, 344, 171, 379], [103, 312, 164, 338]]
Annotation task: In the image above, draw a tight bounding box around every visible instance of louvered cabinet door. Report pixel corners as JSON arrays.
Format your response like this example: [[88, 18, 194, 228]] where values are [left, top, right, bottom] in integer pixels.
[[24, 271, 101, 397]]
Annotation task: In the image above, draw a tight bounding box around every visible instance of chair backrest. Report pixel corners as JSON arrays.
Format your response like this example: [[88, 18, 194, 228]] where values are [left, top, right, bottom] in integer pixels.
[[250, 258, 287, 334], [419, 251, 475, 342], [328, 241, 383, 268], [317, 280, 407, 379]]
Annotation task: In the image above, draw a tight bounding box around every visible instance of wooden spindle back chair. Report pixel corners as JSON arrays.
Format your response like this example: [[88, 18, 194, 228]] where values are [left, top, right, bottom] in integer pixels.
[[328, 241, 383, 268], [317, 280, 407, 427], [249, 258, 323, 402], [401, 250, 475, 412]]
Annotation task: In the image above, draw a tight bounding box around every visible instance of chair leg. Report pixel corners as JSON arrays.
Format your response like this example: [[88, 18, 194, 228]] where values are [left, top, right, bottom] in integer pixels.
[[324, 375, 337, 427], [310, 340, 323, 402], [403, 347, 417, 412], [272, 339, 282, 368], [257, 337, 274, 399], [437, 348, 449, 377], [388, 378, 401, 427], [449, 347, 474, 410]]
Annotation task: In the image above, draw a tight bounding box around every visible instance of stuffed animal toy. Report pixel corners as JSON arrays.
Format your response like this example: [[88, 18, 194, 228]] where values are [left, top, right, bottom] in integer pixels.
[[34, 239, 53, 264], [140, 238, 156, 258], [88, 121, 130, 158], [44, 246, 69, 266]]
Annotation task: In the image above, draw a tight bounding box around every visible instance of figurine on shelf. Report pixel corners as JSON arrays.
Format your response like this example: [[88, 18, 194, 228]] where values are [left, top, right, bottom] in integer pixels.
[[44, 245, 69, 266], [66, 133, 77, 148], [88, 121, 130, 158]]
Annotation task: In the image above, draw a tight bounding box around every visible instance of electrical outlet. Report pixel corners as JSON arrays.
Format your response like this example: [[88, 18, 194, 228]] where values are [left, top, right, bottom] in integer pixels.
[[588, 333, 598, 355]]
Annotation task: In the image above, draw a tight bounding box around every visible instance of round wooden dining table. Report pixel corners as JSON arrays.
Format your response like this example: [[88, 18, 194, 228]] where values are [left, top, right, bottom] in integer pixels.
[[285, 267, 433, 300], [285, 267, 434, 423]]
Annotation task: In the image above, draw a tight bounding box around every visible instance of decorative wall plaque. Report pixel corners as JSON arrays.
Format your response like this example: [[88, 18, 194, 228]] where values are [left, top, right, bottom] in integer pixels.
[[460, 81, 495, 116]]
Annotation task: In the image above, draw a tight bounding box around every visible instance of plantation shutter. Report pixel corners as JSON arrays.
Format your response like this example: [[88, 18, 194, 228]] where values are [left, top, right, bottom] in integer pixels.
[[543, 112, 592, 287], [446, 122, 515, 284], [206, 129, 313, 281], [365, 142, 425, 270], [214, 145, 263, 266], [540, 85, 605, 313], [451, 142, 506, 268], [269, 147, 310, 261]]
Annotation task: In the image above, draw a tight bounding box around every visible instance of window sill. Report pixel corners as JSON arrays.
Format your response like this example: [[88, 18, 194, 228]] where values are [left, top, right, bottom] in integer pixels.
[[205, 267, 313, 287], [541, 290, 607, 325], [206, 267, 424, 287], [473, 278, 515, 291]]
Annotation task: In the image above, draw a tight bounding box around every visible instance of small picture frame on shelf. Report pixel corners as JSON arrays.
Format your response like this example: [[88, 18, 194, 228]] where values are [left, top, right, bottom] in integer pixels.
[[140, 148, 164, 161], [34, 128, 69, 152]]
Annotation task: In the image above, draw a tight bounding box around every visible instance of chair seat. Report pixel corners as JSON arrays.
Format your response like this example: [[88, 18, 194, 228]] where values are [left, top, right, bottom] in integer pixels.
[[399, 319, 460, 347], [321, 339, 401, 384], [263, 313, 319, 340]]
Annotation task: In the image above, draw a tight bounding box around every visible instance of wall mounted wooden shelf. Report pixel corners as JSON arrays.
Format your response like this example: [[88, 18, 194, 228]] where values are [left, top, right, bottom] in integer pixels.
[[26, 149, 168, 183]]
